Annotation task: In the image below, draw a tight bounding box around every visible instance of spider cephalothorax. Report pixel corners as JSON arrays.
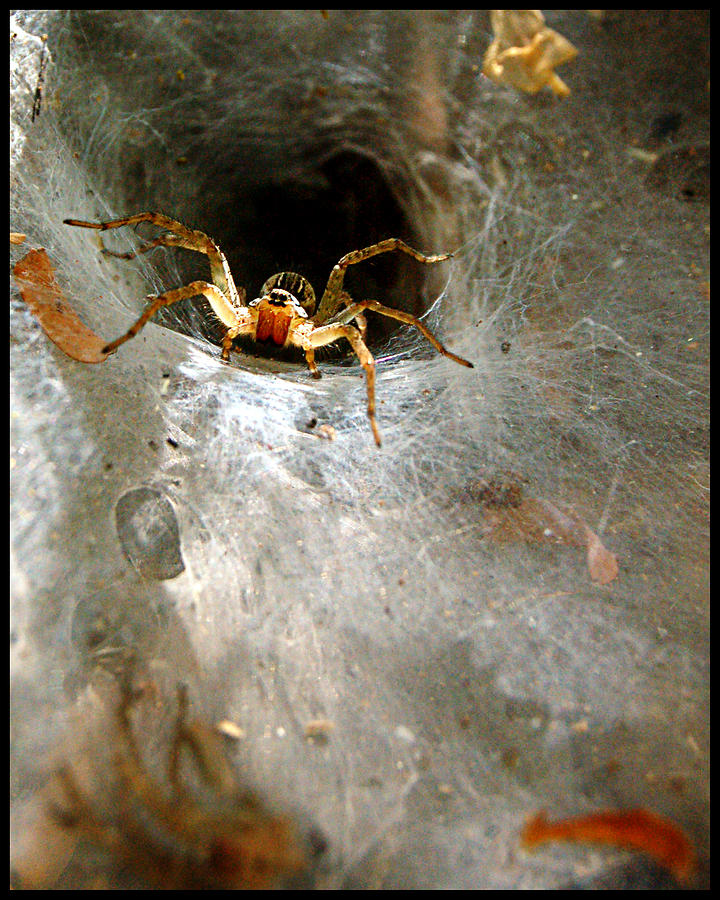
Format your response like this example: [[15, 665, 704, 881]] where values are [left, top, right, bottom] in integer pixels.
[[63, 213, 473, 446]]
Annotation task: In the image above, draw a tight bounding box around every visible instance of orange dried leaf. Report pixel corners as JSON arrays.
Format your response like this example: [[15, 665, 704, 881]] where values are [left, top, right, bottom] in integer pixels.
[[521, 808, 696, 884], [13, 248, 110, 364]]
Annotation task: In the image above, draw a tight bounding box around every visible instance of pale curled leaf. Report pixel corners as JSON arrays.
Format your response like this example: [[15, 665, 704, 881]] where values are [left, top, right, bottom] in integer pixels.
[[538, 498, 619, 585], [483, 10, 578, 97], [584, 528, 620, 586], [480, 494, 618, 585], [13, 247, 110, 363]]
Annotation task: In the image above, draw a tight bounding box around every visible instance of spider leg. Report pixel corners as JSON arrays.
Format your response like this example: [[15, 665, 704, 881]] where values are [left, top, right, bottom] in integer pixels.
[[52, 758, 157, 880], [315, 238, 452, 323], [221, 330, 234, 361], [166, 684, 235, 798], [64, 213, 243, 307], [309, 323, 381, 446], [51, 758, 185, 886], [101, 280, 244, 356], [98, 233, 200, 261], [329, 288, 367, 341], [65, 214, 252, 356], [222, 313, 257, 360], [332, 299, 474, 368], [304, 348, 321, 379], [112, 682, 208, 848], [48, 764, 122, 850], [354, 310, 368, 342]]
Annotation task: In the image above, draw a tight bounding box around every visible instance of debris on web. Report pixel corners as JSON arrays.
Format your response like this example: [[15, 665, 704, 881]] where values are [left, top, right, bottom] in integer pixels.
[[483, 10, 578, 97], [13, 247, 110, 363]]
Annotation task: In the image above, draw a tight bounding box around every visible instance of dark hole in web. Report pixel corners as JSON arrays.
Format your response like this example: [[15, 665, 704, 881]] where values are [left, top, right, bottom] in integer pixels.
[[183, 150, 442, 359]]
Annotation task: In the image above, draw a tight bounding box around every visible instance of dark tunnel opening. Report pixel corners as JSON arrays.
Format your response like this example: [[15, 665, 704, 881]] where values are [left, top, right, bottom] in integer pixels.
[[171, 149, 447, 360]]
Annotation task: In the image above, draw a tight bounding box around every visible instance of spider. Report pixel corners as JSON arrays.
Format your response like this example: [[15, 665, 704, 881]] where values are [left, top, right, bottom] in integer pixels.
[[41, 681, 322, 889], [63, 213, 474, 446]]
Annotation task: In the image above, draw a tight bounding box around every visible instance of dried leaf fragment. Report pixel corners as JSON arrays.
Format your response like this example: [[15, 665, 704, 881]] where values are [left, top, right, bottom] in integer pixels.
[[584, 527, 619, 586], [10, 231, 27, 244], [534, 499, 619, 585], [215, 719, 246, 740], [477, 489, 618, 585], [315, 424, 336, 441], [521, 808, 697, 884], [483, 10, 578, 97], [13, 248, 110, 363], [304, 718, 335, 742]]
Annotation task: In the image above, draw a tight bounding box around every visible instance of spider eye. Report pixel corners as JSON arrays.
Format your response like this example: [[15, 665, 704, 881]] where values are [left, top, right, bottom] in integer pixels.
[[268, 288, 291, 304], [261, 272, 316, 316]]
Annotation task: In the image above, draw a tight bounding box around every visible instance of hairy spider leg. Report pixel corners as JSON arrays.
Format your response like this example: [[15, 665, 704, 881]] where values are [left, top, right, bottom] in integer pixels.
[[168, 685, 237, 798], [99, 281, 252, 356], [332, 299, 474, 368], [49, 764, 125, 853], [63, 215, 254, 356], [331, 289, 367, 341], [303, 347, 321, 378], [308, 322, 381, 446], [64, 214, 242, 307], [90, 232, 247, 314], [315, 238, 453, 324], [97, 232, 216, 262]]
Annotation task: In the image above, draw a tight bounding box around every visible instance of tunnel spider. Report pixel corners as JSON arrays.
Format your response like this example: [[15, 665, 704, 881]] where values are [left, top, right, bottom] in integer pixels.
[[64, 213, 473, 446], [46, 682, 318, 889]]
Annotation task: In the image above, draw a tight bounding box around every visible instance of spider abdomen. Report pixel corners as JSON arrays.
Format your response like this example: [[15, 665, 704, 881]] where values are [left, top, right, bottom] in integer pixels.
[[260, 272, 316, 316]]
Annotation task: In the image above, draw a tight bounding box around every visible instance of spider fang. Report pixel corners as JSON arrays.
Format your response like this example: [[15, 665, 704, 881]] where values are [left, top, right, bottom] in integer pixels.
[[250, 288, 307, 345]]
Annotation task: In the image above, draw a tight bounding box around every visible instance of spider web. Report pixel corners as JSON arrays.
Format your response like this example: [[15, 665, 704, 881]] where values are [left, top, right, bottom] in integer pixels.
[[10, 10, 709, 889]]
